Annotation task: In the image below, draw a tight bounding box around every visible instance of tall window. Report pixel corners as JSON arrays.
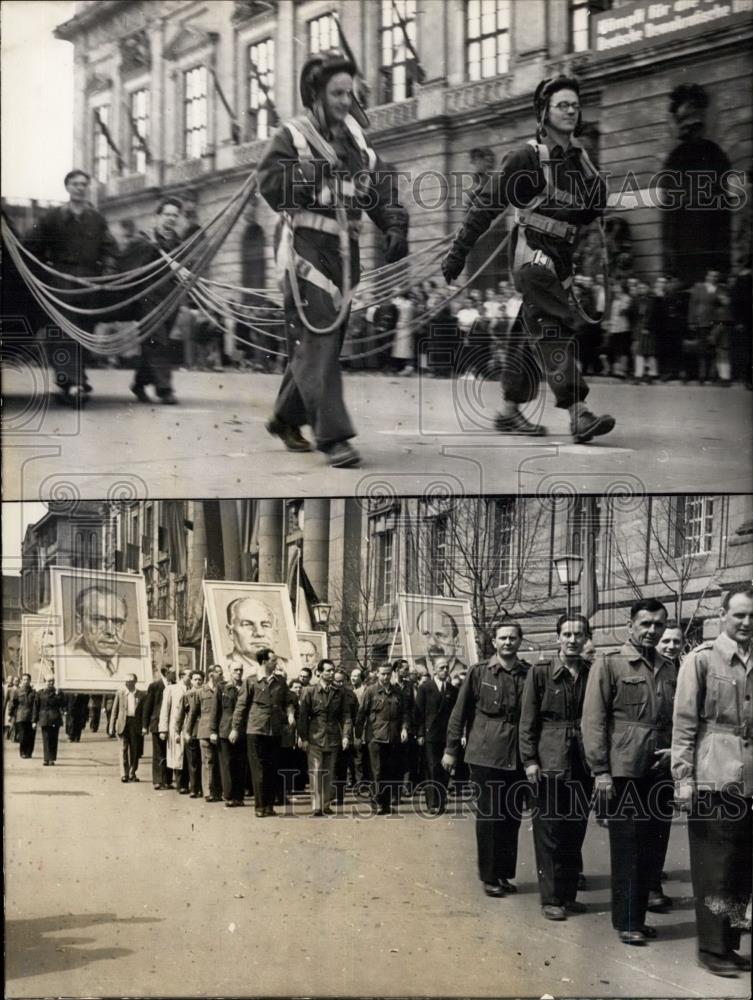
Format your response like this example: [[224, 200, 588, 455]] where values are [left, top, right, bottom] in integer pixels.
[[466, 0, 510, 82], [674, 496, 715, 557], [248, 38, 275, 140], [374, 530, 394, 607], [491, 499, 515, 588], [570, 0, 591, 52], [379, 0, 417, 104], [430, 516, 449, 595], [308, 12, 338, 54], [183, 65, 208, 159], [92, 104, 111, 183], [129, 88, 149, 173]]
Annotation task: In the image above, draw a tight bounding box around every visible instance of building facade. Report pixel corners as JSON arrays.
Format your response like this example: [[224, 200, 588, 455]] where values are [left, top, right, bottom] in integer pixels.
[[52, 0, 752, 302]]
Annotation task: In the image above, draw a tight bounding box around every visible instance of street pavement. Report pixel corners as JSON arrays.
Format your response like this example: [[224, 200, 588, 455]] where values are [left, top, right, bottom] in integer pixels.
[[3, 367, 751, 499], [5, 732, 751, 998]]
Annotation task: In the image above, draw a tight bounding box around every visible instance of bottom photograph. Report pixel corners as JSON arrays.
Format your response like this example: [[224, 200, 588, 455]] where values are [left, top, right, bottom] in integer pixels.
[[3, 493, 752, 999]]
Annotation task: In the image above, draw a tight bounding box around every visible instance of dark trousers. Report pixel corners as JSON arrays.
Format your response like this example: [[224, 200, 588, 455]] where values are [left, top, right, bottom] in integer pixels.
[[47, 331, 86, 392], [247, 734, 280, 810], [199, 738, 221, 799], [150, 732, 170, 786], [219, 737, 246, 802], [334, 745, 352, 804], [119, 718, 141, 777], [186, 738, 202, 795], [424, 742, 451, 813], [607, 776, 674, 931], [401, 738, 421, 790], [134, 336, 174, 396], [368, 741, 403, 811], [503, 264, 589, 410], [688, 793, 752, 957], [470, 765, 525, 884], [89, 696, 103, 732], [532, 771, 593, 906], [17, 721, 36, 757], [274, 278, 355, 450], [41, 724, 60, 763]]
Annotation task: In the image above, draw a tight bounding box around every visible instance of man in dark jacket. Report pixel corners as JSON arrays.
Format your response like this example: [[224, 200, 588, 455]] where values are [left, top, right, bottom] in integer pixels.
[[355, 662, 409, 814], [582, 598, 677, 946], [333, 668, 359, 804], [256, 50, 409, 469], [519, 615, 593, 921], [415, 657, 458, 814], [298, 659, 351, 816], [210, 664, 245, 807], [32, 675, 66, 766], [229, 648, 296, 817], [176, 671, 203, 797], [25, 169, 118, 404], [441, 76, 613, 443], [10, 674, 37, 758], [142, 668, 171, 790], [191, 665, 223, 802], [443, 623, 530, 897]]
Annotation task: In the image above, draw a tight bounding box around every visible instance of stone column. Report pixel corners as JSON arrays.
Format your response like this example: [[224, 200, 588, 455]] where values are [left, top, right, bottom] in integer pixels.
[[276, 1, 295, 120], [258, 500, 283, 582], [303, 500, 330, 602]]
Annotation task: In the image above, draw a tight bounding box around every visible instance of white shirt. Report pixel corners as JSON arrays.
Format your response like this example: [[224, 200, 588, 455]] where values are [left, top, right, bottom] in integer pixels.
[[126, 690, 137, 717]]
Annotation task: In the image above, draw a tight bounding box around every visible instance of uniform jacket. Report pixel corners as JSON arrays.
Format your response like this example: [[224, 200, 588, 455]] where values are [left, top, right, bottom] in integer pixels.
[[582, 642, 677, 778], [209, 681, 242, 740], [186, 683, 221, 740], [297, 682, 352, 750], [142, 677, 168, 734], [445, 655, 530, 770], [9, 687, 36, 723], [26, 203, 118, 275], [671, 633, 753, 796], [109, 688, 146, 737], [32, 688, 66, 727], [451, 141, 607, 281], [176, 688, 201, 740], [355, 683, 410, 744], [415, 678, 458, 744], [231, 673, 295, 739], [519, 656, 590, 776]]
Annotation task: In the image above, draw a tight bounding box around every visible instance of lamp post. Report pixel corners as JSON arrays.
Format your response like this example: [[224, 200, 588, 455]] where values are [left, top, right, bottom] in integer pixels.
[[553, 554, 584, 619], [311, 601, 332, 632]]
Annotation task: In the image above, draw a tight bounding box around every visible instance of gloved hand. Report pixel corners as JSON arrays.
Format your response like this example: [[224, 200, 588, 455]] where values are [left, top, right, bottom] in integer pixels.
[[594, 772, 614, 799], [441, 247, 466, 284], [385, 230, 408, 263], [525, 763, 541, 784], [674, 781, 694, 813]]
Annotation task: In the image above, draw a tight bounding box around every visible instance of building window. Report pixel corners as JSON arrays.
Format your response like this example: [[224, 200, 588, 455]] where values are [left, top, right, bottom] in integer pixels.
[[308, 12, 338, 54], [92, 105, 111, 183], [379, 0, 417, 104], [157, 560, 170, 619], [247, 38, 274, 140], [491, 499, 515, 588], [570, 0, 591, 52], [128, 88, 149, 174], [674, 496, 715, 557], [466, 0, 510, 82], [374, 530, 394, 607], [183, 65, 208, 159], [430, 516, 449, 595]]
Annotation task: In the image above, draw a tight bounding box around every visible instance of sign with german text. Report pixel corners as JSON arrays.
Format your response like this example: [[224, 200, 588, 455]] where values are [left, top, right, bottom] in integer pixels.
[[593, 0, 752, 54]]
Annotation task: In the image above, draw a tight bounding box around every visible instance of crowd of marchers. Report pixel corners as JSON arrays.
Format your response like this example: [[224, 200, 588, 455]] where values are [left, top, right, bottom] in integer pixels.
[[4, 585, 751, 978]]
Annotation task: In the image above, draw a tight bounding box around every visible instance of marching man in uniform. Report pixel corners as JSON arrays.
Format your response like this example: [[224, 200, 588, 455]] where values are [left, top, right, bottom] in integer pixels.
[[441, 75, 615, 443], [257, 51, 409, 469]]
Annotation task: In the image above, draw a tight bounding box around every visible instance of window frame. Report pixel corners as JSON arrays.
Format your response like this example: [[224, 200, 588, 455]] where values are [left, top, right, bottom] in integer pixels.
[[465, 0, 512, 83], [247, 36, 275, 141], [378, 0, 418, 105], [307, 11, 338, 56], [92, 102, 112, 184], [183, 64, 209, 160], [128, 86, 150, 174]]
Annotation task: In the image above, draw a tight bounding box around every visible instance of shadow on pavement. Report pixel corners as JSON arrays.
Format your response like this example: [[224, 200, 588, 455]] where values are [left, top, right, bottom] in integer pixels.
[[6, 912, 161, 981]]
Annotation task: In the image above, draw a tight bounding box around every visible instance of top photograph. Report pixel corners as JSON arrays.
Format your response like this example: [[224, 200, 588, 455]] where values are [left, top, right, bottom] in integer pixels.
[[2, 0, 751, 500]]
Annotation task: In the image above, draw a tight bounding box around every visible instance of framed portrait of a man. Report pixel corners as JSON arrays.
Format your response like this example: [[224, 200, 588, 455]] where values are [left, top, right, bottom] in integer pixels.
[[148, 620, 179, 680], [49, 567, 151, 691], [177, 646, 196, 674], [296, 631, 327, 671], [396, 594, 477, 679], [203, 581, 302, 681], [21, 613, 57, 687], [2, 628, 22, 679]]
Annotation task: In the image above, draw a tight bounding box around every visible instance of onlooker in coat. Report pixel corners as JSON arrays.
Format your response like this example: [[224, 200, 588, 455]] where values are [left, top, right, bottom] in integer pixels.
[[210, 664, 245, 807], [176, 671, 204, 798], [355, 663, 409, 815], [159, 667, 190, 793], [688, 269, 720, 382], [142, 667, 172, 790], [10, 674, 36, 758], [415, 657, 457, 814], [298, 659, 351, 816], [109, 674, 146, 781], [194, 666, 223, 802], [32, 676, 66, 766], [65, 692, 89, 743], [332, 668, 359, 804]]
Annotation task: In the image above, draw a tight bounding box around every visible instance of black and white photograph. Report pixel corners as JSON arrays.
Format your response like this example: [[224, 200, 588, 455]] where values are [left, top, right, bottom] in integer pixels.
[[203, 579, 302, 679], [49, 565, 151, 689], [2, 0, 752, 998]]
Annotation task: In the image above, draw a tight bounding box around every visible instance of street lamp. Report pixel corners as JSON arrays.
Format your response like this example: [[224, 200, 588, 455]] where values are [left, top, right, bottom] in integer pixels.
[[553, 553, 584, 618], [311, 601, 331, 631]]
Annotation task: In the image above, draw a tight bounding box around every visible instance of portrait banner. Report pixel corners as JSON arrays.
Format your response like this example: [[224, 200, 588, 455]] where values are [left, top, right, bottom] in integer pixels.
[[296, 630, 328, 672], [49, 566, 151, 691], [21, 613, 57, 687], [396, 593, 477, 679], [203, 581, 302, 681], [177, 646, 196, 675], [3, 626, 23, 680], [148, 620, 179, 680]]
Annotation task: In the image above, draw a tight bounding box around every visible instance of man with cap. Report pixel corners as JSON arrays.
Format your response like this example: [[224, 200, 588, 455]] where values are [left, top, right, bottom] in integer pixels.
[[441, 75, 614, 443], [257, 50, 409, 469]]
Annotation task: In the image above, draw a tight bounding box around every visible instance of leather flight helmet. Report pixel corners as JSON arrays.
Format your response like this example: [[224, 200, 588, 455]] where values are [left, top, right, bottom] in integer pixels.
[[533, 75, 582, 135], [300, 49, 358, 110]]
